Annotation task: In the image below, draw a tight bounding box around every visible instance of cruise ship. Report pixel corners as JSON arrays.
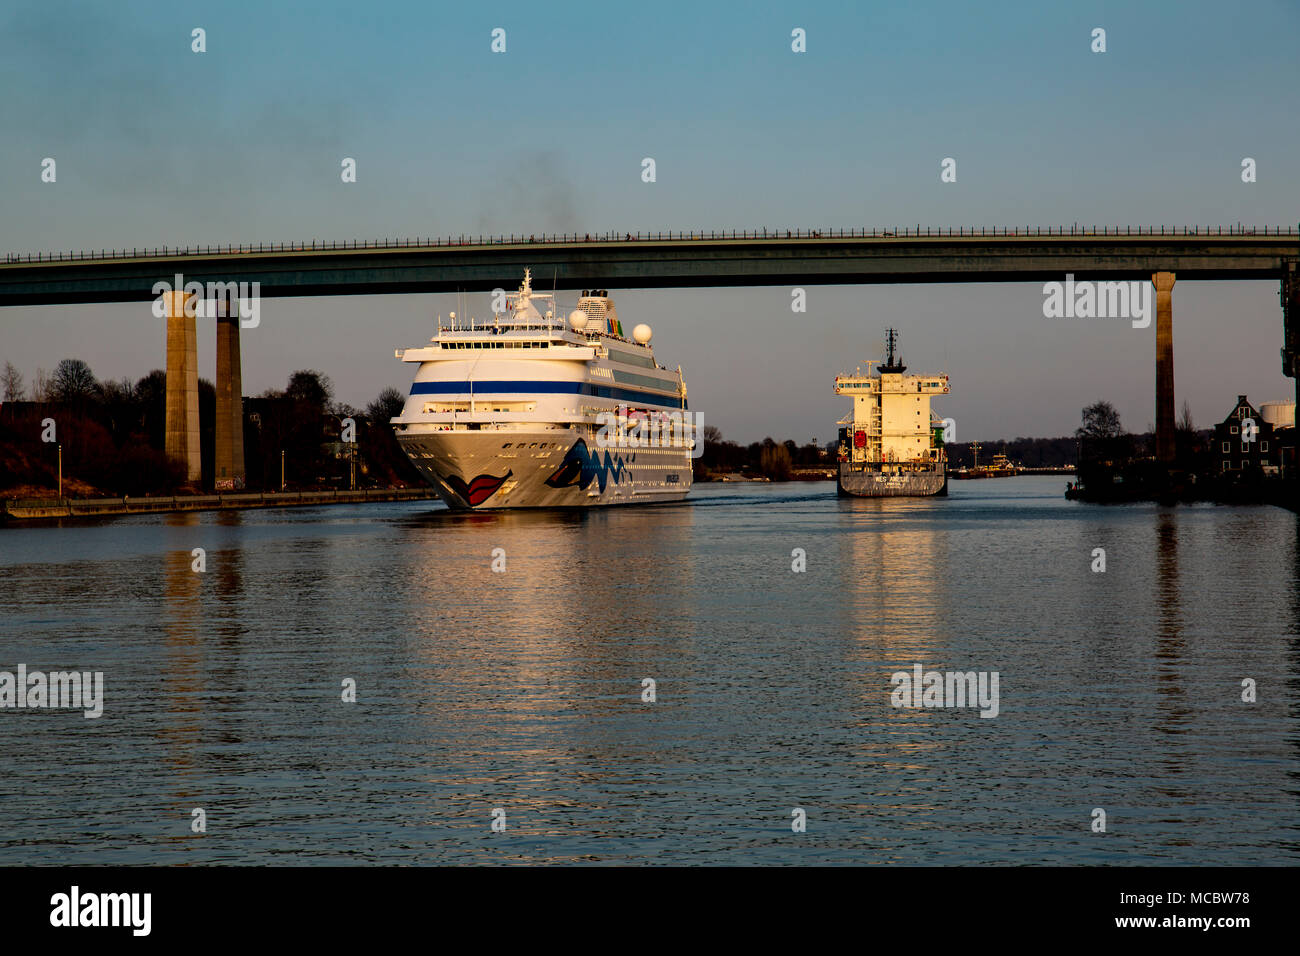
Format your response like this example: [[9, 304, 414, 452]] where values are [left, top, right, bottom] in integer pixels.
[[391, 270, 695, 509], [834, 329, 950, 497]]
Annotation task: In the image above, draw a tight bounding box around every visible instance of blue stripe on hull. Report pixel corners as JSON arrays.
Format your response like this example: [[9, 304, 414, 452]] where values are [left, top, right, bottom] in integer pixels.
[[409, 379, 686, 409]]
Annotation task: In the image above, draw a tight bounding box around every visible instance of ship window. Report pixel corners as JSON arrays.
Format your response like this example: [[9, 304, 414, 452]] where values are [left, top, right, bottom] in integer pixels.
[[1261, 441, 1268, 451], [1222, 442, 1229, 452], [503, 443, 511, 448]]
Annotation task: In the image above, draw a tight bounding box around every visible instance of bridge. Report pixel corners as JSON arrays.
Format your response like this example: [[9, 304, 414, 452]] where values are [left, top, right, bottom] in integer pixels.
[[2, 226, 1298, 302], [2, 226, 1297, 490]]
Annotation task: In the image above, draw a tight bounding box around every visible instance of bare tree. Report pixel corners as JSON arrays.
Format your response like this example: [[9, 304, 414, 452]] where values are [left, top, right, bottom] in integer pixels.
[[1076, 400, 1124, 439], [365, 386, 405, 424], [1, 361, 24, 402], [286, 369, 333, 411], [51, 358, 97, 403], [32, 367, 52, 402]]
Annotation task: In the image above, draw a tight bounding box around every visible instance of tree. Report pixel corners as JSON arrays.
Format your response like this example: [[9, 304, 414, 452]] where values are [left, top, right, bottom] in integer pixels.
[[1077, 400, 1123, 439], [96, 377, 135, 405], [51, 358, 97, 403], [760, 441, 793, 481], [31, 368, 52, 402], [365, 386, 406, 424], [134, 370, 168, 449], [286, 370, 332, 411], [1, 362, 24, 402], [1177, 400, 1195, 433], [95, 377, 137, 442]]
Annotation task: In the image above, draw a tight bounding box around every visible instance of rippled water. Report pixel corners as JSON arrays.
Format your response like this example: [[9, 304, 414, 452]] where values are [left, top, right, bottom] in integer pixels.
[[1, 477, 1297, 865]]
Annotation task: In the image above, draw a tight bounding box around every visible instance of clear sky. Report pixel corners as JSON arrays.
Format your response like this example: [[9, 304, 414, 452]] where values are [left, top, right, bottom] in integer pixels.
[[2, 0, 1297, 442]]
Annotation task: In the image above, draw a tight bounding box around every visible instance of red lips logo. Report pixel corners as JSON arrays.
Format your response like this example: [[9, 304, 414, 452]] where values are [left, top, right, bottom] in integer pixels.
[[442, 470, 512, 506]]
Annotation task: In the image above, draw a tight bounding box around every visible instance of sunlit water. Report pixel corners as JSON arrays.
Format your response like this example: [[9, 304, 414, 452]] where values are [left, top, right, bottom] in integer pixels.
[[1, 477, 1297, 865]]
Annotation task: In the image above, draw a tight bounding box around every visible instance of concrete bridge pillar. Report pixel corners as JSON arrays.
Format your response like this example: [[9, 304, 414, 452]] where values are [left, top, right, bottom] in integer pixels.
[[163, 291, 201, 483], [1153, 271, 1176, 463], [1283, 261, 1298, 400], [214, 294, 245, 490]]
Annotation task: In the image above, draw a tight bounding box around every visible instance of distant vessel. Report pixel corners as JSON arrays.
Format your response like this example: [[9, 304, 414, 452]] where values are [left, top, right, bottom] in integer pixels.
[[950, 444, 1018, 479], [391, 270, 695, 509], [984, 452, 1019, 477], [834, 330, 949, 497]]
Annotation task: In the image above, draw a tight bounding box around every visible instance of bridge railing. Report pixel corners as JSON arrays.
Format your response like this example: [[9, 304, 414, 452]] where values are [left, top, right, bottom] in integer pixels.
[[5, 224, 1298, 264]]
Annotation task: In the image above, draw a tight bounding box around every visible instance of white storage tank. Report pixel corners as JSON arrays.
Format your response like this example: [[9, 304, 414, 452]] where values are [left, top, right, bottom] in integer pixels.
[[1260, 400, 1295, 429]]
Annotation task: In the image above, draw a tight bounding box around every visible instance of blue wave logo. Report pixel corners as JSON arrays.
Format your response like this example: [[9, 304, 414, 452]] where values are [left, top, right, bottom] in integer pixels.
[[544, 439, 627, 492]]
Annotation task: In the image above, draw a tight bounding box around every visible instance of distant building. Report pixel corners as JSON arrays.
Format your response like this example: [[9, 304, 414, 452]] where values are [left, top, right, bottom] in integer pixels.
[[1260, 400, 1296, 477], [1213, 395, 1279, 473]]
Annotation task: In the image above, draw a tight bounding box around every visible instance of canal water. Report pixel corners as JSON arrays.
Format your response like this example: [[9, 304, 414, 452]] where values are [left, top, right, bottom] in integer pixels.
[[1, 477, 1296, 864]]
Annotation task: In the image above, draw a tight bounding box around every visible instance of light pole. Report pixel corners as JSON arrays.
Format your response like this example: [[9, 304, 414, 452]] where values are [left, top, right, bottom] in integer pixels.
[[280, 449, 285, 492], [57, 443, 62, 498]]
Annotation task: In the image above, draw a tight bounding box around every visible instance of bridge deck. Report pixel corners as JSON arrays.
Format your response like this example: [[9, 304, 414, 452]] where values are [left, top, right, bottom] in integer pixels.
[[2, 227, 1298, 305]]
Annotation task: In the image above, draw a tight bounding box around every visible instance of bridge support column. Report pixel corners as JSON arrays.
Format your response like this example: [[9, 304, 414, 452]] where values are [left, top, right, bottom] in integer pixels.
[[214, 294, 245, 490], [1283, 261, 1298, 401], [164, 291, 201, 484], [1153, 271, 1176, 464]]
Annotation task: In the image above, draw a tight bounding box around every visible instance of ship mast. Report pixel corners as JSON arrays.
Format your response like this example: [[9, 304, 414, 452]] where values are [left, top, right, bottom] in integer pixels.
[[880, 328, 906, 373]]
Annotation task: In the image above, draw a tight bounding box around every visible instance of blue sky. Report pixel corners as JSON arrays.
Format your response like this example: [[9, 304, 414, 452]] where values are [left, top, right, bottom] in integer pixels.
[[2, 0, 1297, 442]]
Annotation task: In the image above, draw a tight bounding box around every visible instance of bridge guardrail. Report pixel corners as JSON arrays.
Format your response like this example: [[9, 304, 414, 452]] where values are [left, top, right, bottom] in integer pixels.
[[6, 224, 1299, 264]]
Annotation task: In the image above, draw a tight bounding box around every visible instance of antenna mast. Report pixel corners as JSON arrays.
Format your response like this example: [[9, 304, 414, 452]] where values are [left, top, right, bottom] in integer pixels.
[[880, 328, 906, 372]]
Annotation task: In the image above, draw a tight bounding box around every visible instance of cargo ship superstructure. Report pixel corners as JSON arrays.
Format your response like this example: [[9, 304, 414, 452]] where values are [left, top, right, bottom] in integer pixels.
[[834, 330, 950, 497], [392, 270, 694, 510]]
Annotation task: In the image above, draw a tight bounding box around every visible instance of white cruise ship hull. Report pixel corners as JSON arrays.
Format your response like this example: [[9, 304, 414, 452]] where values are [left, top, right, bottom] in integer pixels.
[[399, 427, 691, 510], [392, 272, 696, 511]]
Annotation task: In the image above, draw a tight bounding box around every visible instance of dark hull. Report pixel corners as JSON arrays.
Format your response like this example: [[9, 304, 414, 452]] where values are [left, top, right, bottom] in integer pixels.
[[837, 466, 948, 498]]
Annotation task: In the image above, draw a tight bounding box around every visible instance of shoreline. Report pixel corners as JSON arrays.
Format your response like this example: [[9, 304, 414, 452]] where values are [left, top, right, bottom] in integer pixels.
[[1, 487, 441, 523]]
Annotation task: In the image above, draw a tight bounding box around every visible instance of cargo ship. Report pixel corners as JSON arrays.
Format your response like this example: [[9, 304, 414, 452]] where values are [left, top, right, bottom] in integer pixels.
[[834, 330, 949, 497], [951, 445, 1019, 479]]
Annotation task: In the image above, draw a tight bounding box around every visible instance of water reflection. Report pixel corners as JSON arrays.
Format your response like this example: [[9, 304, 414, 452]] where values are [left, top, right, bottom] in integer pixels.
[[835, 497, 951, 653], [1153, 511, 1192, 766], [161, 514, 203, 822], [2, 483, 1298, 865], [394, 505, 701, 834], [834, 496, 953, 836]]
